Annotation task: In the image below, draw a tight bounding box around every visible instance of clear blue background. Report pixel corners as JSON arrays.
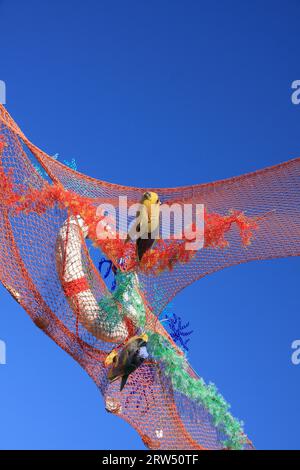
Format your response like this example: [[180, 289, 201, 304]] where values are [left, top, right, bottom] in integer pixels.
[[0, 0, 299, 450]]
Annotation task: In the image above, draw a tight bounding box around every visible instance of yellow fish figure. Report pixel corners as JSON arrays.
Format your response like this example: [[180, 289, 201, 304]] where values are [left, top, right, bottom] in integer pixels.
[[130, 191, 161, 261]]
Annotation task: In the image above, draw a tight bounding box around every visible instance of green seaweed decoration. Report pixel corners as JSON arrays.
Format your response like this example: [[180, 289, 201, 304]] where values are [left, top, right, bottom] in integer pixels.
[[98, 271, 146, 331], [146, 331, 247, 450]]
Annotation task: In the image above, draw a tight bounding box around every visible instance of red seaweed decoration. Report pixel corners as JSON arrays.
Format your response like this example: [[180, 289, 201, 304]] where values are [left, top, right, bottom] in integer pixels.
[[0, 167, 260, 276], [137, 209, 259, 275]]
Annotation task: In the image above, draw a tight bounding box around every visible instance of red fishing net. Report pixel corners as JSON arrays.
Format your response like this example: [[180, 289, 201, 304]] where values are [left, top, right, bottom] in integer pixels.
[[0, 103, 299, 449]]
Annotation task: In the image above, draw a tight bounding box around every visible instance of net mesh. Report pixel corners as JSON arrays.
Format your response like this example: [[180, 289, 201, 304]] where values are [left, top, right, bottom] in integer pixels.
[[1, 103, 299, 449]]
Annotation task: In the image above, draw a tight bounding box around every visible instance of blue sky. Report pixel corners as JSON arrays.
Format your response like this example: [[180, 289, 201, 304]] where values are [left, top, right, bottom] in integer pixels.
[[0, 0, 300, 449]]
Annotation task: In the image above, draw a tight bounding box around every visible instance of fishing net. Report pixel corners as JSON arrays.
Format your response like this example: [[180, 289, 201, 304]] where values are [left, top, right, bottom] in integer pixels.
[[1, 103, 299, 449]]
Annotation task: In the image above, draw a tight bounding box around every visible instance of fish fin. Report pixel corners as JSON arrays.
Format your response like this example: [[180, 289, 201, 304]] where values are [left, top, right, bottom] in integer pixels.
[[137, 237, 155, 261], [120, 374, 129, 391]]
